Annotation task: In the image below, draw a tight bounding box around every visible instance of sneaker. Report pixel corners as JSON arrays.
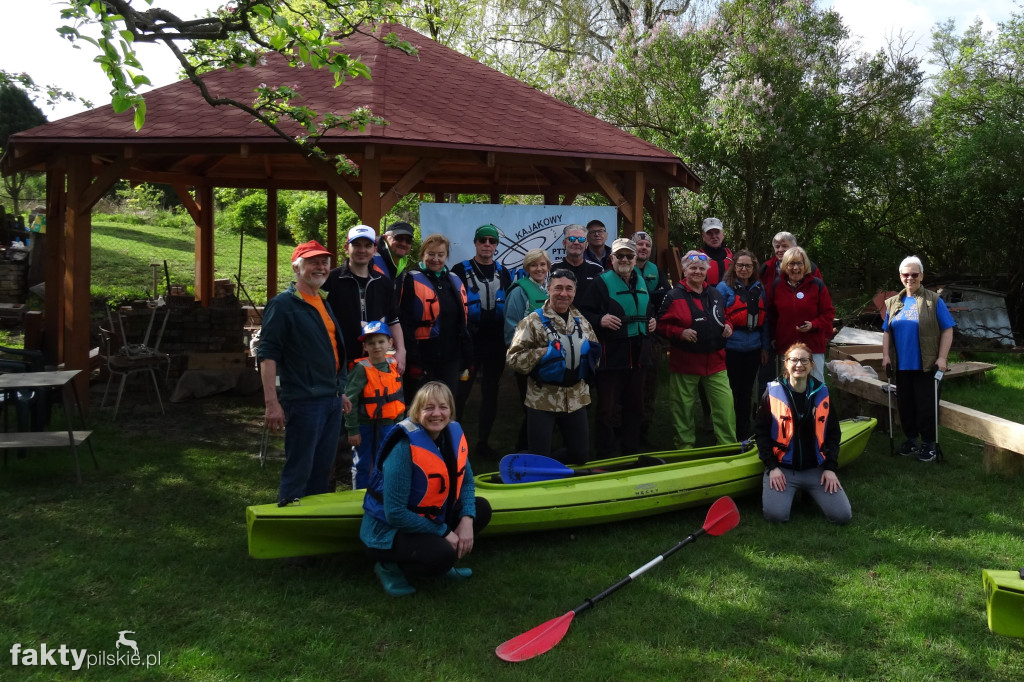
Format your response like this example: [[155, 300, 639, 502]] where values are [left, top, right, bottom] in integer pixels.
[[444, 566, 473, 580], [917, 443, 940, 463], [897, 439, 921, 457], [277, 497, 302, 507], [374, 562, 416, 597]]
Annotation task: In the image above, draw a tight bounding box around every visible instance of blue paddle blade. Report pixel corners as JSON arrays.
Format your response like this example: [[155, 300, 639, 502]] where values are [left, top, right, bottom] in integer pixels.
[[499, 453, 575, 483]]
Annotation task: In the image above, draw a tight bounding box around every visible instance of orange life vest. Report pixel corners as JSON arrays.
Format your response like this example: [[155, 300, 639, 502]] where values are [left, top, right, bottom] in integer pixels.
[[357, 357, 405, 421]]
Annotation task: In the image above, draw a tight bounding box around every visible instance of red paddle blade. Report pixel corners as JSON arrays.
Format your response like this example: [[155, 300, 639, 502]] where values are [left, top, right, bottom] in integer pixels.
[[703, 496, 740, 536], [495, 610, 575, 662]]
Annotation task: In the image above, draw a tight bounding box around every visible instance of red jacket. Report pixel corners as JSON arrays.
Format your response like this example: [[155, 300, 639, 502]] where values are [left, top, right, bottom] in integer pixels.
[[656, 282, 728, 376], [768, 276, 835, 354]]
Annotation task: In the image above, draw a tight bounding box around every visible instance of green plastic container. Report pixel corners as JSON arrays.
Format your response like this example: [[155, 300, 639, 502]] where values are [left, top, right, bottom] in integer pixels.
[[982, 569, 1024, 638]]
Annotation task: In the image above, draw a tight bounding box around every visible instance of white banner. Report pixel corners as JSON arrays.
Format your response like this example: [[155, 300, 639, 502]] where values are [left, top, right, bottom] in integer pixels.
[[418, 204, 618, 271]]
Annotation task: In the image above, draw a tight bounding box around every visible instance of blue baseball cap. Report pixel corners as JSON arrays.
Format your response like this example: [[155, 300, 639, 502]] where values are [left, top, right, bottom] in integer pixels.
[[358, 320, 392, 341]]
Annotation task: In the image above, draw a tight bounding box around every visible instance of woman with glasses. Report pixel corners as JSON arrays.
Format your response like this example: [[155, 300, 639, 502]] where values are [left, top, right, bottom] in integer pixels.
[[656, 249, 736, 450], [716, 250, 769, 438], [506, 269, 601, 464], [755, 342, 851, 524], [504, 248, 552, 450], [766, 246, 834, 382], [881, 256, 955, 463]]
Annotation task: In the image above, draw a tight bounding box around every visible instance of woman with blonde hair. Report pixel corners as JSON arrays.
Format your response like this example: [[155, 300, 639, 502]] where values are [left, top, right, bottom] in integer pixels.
[[360, 381, 491, 596], [397, 233, 471, 399], [766, 246, 834, 383]]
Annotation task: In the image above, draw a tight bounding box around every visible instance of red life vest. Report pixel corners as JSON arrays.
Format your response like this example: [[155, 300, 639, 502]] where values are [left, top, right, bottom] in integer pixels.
[[357, 357, 405, 421], [725, 280, 766, 331]]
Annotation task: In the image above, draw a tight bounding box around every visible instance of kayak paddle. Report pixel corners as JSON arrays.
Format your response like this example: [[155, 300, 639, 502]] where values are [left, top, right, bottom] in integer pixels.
[[499, 453, 667, 484], [495, 495, 741, 662], [499, 453, 600, 483]]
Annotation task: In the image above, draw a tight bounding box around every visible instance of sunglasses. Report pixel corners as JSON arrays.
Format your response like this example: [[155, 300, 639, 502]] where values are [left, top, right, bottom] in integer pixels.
[[477, 237, 498, 245], [391, 235, 413, 244], [633, 231, 651, 242], [614, 253, 635, 261], [549, 268, 577, 282], [901, 272, 920, 279], [566, 235, 587, 243], [685, 254, 709, 262]]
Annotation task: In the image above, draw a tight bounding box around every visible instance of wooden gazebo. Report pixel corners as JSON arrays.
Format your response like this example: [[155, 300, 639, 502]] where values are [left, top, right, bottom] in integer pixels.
[[2, 24, 700, 388]]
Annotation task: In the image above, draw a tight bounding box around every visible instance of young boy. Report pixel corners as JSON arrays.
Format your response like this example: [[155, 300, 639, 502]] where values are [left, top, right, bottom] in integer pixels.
[[345, 320, 406, 489]]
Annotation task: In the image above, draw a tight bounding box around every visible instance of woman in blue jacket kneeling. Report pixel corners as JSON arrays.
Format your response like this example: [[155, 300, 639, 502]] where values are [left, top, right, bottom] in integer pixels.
[[755, 342, 851, 524], [361, 381, 491, 596]]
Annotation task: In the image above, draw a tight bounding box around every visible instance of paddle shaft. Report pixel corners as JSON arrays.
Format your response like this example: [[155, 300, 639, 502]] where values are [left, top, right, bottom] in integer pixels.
[[572, 528, 707, 616]]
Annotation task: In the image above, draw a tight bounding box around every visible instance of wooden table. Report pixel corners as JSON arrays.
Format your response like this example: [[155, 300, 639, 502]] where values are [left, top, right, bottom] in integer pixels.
[[0, 369, 96, 483]]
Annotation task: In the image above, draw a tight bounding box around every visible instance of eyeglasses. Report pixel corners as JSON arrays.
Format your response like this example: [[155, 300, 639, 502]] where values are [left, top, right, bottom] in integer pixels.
[[588, 229, 606, 235], [901, 272, 920, 279], [477, 237, 498, 245], [391, 235, 412, 244], [786, 357, 811, 366], [613, 253, 635, 261], [787, 261, 805, 267], [566, 235, 587, 244], [685, 254, 709, 262], [735, 263, 754, 269]]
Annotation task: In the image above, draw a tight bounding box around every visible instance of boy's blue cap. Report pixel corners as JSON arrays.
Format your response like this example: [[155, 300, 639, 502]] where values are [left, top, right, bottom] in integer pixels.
[[358, 320, 392, 341]]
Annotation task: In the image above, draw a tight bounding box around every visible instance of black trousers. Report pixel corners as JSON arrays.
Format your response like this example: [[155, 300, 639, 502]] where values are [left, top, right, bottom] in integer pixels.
[[895, 369, 941, 442], [725, 348, 762, 439], [526, 406, 590, 465], [455, 341, 506, 445], [594, 368, 645, 457], [366, 497, 492, 578]]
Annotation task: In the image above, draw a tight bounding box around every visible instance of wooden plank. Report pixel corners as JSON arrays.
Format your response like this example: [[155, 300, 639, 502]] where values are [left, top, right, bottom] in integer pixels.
[[0, 431, 92, 448], [187, 352, 248, 371], [834, 375, 1024, 456]]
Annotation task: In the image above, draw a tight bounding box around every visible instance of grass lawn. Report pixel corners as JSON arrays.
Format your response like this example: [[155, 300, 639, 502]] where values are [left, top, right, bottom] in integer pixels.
[[1, 354, 1022, 680], [91, 219, 297, 305]]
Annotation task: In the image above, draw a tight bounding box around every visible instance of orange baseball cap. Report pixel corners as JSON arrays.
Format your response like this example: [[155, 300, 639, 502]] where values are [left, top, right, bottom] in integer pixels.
[[292, 240, 332, 261]]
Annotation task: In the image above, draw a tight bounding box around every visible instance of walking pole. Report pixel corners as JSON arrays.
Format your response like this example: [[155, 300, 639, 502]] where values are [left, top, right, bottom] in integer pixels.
[[885, 363, 894, 456], [934, 368, 944, 462]]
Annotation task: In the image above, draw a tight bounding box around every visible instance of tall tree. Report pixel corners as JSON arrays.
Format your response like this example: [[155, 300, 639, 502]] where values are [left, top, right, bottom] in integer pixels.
[[915, 13, 1024, 322], [554, 0, 922, 285], [0, 84, 47, 216]]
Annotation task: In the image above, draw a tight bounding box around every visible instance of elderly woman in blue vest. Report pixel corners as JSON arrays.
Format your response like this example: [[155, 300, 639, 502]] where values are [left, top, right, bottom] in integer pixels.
[[881, 256, 955, 463], [361, 381, 492, 596], [397, 233, 471, 401], [504, 248, 551, 451], [755, 342, 850, 524], [716, 249, 769, 439]]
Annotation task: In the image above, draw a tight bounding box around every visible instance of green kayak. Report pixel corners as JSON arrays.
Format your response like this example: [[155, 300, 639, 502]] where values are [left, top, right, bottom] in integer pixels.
[[246, 417, 876, 558]]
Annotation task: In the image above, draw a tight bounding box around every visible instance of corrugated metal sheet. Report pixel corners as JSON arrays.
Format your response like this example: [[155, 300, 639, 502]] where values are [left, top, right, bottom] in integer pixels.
[[940, 286, 1015, 347]]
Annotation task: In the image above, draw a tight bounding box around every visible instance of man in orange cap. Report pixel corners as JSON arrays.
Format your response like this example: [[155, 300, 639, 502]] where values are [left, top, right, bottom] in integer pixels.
[[258, 240, 352, 506]]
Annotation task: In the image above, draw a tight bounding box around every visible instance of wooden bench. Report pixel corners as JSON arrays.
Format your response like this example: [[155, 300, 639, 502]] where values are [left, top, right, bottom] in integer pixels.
[[831, 374, 1023, 475]]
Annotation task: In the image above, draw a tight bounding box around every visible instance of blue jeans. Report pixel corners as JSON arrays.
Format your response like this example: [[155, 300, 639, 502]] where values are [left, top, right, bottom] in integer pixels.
[[278, 395, 343, 504], [353, 422, 398, 489]]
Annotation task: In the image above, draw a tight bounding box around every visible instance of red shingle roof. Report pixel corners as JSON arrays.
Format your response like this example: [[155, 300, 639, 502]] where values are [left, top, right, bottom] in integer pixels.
[[15, 24, 694, 177]]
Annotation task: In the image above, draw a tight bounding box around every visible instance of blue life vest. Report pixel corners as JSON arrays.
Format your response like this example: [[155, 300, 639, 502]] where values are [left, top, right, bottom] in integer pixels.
[[460, 259, 506, 324], [531, 309, 600, 386]]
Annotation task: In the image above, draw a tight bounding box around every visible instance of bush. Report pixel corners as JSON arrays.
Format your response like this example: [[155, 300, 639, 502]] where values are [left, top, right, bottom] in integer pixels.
[[285, 193, 359, 245], [287, 194, 328, 243], [224, 192, 290, 239]]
